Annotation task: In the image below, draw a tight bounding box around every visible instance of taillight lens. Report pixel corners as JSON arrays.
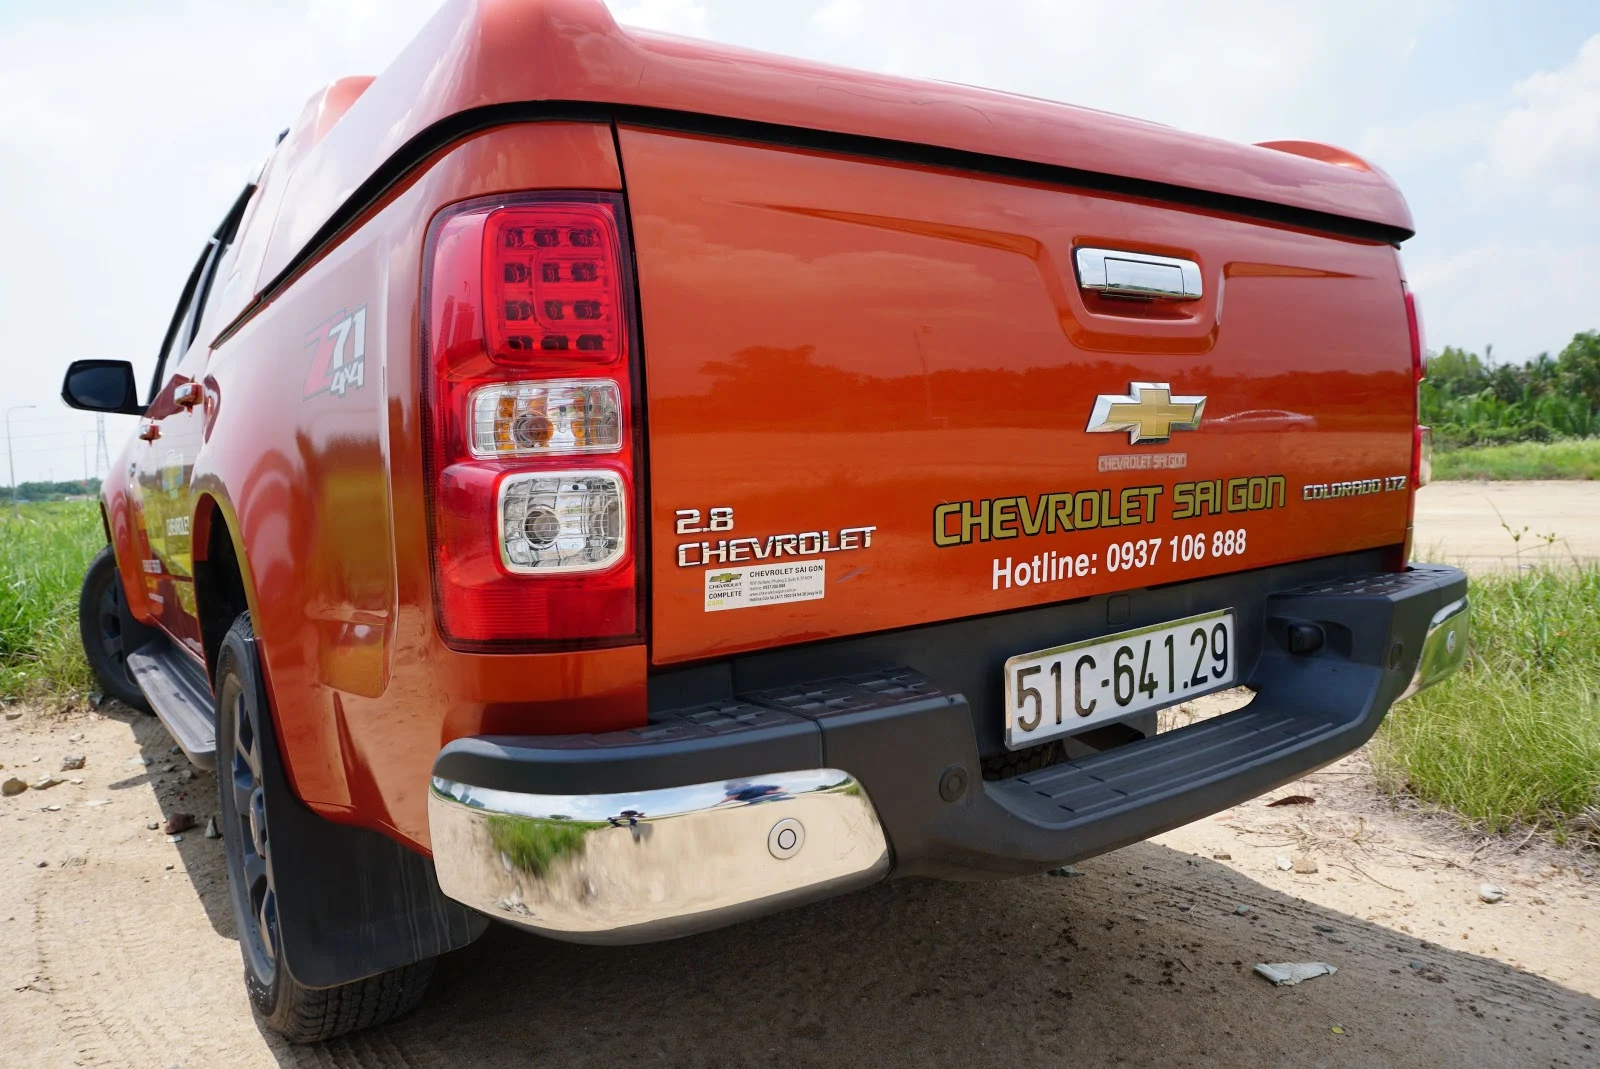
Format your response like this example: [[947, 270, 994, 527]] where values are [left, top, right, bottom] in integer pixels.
[[1397, 278, 1426, 568], [483, 203, 626, 365], [469, 380, 621, 458], [498, 471, 626, 573], [422, 192, 640, 650], [1405, 283, 1428, 490], [1405, 284, 1426, 384]]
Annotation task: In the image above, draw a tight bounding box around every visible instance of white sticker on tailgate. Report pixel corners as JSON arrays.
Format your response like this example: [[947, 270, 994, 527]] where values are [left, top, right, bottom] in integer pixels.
[[705, 559, 826, 612]]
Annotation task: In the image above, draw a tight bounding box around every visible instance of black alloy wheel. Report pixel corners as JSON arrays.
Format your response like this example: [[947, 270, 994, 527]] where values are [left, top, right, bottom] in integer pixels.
[[219, 658, 279, 993], [214, 612, 436, 1042]]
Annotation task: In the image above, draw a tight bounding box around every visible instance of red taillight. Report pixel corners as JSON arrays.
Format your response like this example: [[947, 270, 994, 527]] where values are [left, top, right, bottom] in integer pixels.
[[1404, 283, 1429, 491], [422, 192, 641, 650], [1396, 279, 1427, 568], [1405, 284, 1425, 384]]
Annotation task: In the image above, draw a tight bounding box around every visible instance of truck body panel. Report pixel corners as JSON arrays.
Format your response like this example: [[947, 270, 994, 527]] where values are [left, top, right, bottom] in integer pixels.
[[623, 129, 1414, 664]]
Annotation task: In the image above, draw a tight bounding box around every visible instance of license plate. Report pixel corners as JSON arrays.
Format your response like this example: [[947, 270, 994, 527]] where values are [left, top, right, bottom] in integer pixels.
[[1003, 609, 1236, 749]]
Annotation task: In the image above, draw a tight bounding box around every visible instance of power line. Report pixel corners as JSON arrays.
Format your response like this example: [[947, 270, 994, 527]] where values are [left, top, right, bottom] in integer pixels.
[[96, 415, 110, 478]]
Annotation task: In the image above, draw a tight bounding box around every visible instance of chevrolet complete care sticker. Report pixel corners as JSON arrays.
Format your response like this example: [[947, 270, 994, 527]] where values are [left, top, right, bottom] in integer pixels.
[[705, 561, 826, 612], [674, 505, 874, 611]]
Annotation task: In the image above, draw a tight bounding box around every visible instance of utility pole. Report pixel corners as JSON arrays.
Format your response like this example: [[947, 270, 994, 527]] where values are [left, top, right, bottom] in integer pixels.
[[95, 414, 109, 477], [6, 404, 37, 513], [82, 431, 91, 487]]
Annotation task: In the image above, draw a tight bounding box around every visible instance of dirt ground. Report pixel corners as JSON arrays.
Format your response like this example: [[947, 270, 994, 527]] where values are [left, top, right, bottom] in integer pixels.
[[2, 696, 1596, 1068], [1413, 480, 1600, 570]]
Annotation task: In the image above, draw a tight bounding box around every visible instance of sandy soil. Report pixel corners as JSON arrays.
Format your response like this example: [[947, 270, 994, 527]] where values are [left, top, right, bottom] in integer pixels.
[[1414, 480, 1600, 571], [2, 698, 1597, 1068]]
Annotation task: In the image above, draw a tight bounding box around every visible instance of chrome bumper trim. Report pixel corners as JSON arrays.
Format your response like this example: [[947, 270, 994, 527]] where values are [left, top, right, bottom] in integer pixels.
[[427, 768, 890, 944], [1400, 595, 1469, 700]]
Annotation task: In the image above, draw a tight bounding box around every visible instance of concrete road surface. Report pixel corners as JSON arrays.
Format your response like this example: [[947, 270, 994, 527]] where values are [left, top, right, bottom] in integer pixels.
[[1413, 480, 1600, 571]]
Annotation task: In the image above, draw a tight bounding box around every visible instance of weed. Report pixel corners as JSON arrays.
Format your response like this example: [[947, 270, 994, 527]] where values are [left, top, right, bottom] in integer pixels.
[[485, 815, 606, 875], [0, 501, 101, 702], [1372, 564, 1600, 845], [1433, 438, 1600, 481]]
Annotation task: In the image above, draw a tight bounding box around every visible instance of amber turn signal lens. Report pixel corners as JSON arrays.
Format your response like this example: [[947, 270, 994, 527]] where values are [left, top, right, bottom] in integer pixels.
[[468, 379, 622, 458]]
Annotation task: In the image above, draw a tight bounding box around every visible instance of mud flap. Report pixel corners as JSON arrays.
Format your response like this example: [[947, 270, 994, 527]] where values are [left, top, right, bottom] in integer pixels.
[[238, 634, 487, 989]]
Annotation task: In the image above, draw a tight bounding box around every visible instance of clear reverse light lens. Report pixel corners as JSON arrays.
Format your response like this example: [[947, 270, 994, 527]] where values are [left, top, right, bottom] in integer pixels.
[[470, 380, 621, 457], [499, 471, 625, 573]]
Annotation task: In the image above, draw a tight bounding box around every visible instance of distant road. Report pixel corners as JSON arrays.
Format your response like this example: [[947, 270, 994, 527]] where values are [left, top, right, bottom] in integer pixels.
[[1414, 480, 1600, 571]]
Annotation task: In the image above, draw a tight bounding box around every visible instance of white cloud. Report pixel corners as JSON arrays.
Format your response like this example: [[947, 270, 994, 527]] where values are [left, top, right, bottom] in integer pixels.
[[1408, 241, 1600, 360], [0, 0, 441, 482], [1468, 33, 1600, 210], [714, 0, 1433, 146], [812, 0, 863, 35], [610, 0, 706, 32], [1356, 102, 1495, 167]]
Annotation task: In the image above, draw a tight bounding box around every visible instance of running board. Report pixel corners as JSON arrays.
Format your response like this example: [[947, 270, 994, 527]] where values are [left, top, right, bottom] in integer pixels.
[[126, 640, 217, 770]]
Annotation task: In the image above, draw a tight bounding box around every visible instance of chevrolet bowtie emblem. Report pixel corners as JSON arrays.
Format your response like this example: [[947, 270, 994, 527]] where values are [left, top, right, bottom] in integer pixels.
[[1086, 382, 1206, 444]]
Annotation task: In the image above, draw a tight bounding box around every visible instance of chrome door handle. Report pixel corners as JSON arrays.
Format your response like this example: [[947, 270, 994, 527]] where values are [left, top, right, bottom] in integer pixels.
[[1074, 247, 1202, 301], [174, 382, 203, 408]]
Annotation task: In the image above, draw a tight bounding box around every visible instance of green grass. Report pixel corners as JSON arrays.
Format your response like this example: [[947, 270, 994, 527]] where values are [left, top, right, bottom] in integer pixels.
[[0, 500, 102, 702], [1372, 565, 1600, 845], [486, 815, 607, 875], [1434, 438, 1600, 481]]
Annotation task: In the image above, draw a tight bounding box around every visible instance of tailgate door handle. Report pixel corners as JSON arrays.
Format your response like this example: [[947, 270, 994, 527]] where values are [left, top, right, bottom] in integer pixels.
[[1074, 247, 1203, 301]]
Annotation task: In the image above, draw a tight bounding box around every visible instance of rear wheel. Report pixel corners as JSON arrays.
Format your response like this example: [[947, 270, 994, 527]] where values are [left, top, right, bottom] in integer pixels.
[[215, 613, 435, 1043], [77, 545, 151, 713]]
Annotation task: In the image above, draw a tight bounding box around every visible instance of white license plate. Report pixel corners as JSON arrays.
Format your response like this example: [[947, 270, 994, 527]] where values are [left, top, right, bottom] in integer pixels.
[[1003, 609, 1236, 749]]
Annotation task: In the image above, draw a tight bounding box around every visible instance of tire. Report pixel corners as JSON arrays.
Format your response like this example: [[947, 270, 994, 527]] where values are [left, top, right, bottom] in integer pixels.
[[77, 545, 152, 713], [214, 613, 435, 1043]]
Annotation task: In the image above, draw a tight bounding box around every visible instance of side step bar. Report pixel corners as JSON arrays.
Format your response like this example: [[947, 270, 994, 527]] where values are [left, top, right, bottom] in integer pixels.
[[127, 639, 217, 770]]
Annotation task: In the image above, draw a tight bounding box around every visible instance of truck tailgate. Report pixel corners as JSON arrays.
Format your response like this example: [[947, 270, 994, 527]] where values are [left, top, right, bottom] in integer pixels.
[[620, 128, 1414, 665]]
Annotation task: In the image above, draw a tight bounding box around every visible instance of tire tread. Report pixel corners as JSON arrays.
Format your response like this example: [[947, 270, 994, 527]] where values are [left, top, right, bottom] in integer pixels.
[[269, 958, 435, 1044]]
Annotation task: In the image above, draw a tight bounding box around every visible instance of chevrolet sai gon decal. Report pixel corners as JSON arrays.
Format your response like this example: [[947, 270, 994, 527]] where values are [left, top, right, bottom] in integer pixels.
[[1086, 382, 1205, 444], [303, 306, 367, 399], [934, 474, 1286, 546], [674, 506, 876, 568]]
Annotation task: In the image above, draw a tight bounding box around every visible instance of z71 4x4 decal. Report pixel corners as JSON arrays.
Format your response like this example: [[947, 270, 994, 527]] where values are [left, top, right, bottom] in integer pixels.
[[303, 306, 367, 399]]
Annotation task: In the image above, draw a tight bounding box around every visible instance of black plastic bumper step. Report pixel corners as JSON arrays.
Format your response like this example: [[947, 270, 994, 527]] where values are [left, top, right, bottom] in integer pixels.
[[995, 700, 1341, 827], [127, 639, 216, 770]]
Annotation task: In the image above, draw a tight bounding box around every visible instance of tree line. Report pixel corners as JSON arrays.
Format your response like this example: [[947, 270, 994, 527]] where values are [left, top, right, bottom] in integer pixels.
[[0, 479, 102, 502], [1423, 330, 1600, 448]]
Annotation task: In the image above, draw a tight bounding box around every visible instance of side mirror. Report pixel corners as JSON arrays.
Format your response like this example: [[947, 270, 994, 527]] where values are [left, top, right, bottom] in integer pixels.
[[62, 360, 144, 415]]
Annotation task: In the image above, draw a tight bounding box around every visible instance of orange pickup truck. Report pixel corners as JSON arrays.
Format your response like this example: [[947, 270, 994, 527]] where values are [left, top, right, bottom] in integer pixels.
[[62, 0, 1468, 1043]]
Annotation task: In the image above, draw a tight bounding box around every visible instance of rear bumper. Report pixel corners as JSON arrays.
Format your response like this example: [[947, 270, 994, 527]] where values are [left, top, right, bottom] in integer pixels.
[[429, 563, 1467, 943], [428, 769, 889, 944]]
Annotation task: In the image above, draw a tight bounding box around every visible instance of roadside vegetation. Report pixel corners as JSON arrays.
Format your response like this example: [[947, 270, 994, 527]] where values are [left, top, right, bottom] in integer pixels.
[[0, 500, 100, 702], [1423, 330, 1599, 474], [1373, 563, 1600, 848], [0, 478, 102, 503], [1432, 438, 1600, 481]]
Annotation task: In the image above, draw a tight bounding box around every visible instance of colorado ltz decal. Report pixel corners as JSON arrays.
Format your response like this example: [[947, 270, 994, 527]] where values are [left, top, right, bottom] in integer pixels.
[[303, 306, 367, 399]]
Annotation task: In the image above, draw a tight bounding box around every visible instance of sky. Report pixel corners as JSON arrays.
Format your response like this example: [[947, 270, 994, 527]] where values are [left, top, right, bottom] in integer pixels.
[[1, 0, 1596, 484]]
